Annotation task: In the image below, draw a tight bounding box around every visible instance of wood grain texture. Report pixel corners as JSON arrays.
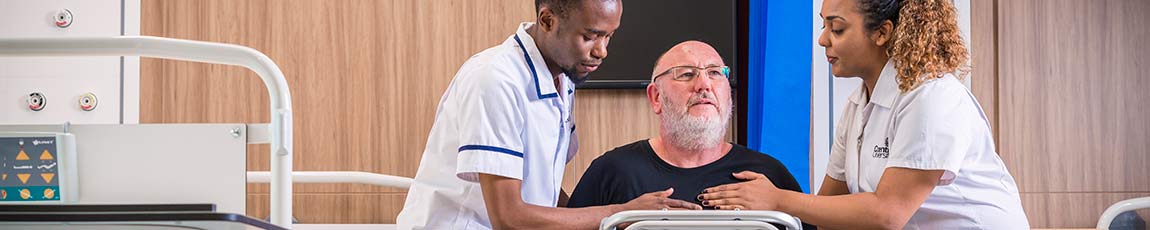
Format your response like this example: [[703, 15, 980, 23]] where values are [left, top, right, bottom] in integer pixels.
[[970, 0, 997, 139], [997, 0, 1150, 193], [995, 0, 1150, 228], [1020, 192, 1150, 228]]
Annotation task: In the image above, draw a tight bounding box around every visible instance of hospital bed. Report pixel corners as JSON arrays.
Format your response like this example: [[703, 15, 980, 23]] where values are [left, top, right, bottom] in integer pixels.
[[1098, 197, 1150, 230], [600, 210, 803, 230]]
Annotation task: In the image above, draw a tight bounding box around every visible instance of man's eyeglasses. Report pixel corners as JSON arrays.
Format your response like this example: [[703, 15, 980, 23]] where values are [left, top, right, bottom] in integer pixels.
[[653, 65, 730, 82]]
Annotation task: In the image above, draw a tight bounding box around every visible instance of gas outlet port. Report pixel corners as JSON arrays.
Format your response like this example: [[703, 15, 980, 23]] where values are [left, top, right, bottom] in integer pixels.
[[28, 92, 47, 111], [79, 93, 98, 111]]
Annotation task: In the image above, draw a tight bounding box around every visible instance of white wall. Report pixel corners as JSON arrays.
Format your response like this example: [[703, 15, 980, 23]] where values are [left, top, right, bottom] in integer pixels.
[[0, 0, 140, 125]]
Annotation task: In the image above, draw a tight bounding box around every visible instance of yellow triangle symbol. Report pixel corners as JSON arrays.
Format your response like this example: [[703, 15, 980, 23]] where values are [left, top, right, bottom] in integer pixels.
[[40, 150, 54, 160], [41, 173, 55, 183], [17, 173, 31, 184], [15, 150, 30, 160]]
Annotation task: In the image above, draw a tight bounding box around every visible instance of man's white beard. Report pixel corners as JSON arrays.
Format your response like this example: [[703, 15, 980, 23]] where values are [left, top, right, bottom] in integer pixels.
[[659, 91, 732, 151]]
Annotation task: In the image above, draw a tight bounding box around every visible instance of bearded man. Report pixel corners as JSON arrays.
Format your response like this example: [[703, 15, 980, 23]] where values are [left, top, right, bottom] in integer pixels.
[[566, 41, 806, 212]]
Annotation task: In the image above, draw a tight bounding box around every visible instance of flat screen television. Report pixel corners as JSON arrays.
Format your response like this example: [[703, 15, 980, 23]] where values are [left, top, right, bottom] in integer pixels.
[[578, 0, 741, 89]]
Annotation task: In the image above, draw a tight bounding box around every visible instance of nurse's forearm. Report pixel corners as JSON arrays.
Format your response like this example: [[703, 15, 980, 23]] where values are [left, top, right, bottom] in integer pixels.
[[776, 168, 941, 230], [492, 202, 626, 230], [777, 191, 904, 230], [479, 173, 624, 229]]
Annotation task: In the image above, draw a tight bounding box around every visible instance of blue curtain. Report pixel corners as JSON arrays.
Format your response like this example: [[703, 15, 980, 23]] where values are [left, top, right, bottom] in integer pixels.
[[745, 0, 813, 193]]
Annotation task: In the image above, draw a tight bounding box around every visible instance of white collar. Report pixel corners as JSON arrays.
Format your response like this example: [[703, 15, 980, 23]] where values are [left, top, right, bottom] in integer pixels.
[[847, 60, 899, 108], [513, 22, 571, 100]]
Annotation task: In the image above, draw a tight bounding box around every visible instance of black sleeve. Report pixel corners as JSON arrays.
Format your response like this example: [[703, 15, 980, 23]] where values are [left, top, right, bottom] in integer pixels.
[[565, 157, 609, 208]]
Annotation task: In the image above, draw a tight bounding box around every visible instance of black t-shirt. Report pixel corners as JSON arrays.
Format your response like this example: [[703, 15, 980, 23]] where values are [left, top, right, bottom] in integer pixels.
[[567, 140, 815, 229]]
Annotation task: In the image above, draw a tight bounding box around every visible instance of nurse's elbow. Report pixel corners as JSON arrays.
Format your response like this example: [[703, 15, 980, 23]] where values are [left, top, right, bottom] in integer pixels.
[[869, 209, 912, 230], [874, 217, 907, 230], [487, 206, 527, 229], [488, 214, 520, 229], [489, 218, 518, 230]]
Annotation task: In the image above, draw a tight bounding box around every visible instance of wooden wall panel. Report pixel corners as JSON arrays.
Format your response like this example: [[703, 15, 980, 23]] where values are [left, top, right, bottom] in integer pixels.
[[970, 0, 997, 138], [996, 0, 1150, 227], [998, 0, 1150, 193], [1021, 192, 1150, 228]]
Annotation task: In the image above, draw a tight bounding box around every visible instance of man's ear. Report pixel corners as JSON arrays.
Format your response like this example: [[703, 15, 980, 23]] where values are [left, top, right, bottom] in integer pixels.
[[871, 20, 894, 47], [537, 7, 557, 32], [647, 83, 663, 114]]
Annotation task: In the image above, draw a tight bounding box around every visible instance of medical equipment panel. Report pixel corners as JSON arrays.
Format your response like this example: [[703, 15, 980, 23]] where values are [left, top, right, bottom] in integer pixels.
[[0, 124, 247, 214], [0, 133, 76, 204]]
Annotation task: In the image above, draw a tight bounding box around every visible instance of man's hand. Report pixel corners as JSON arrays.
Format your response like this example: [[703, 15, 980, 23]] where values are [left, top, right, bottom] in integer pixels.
[[698, 171, 780, 210], [622, 188, 703, 210]]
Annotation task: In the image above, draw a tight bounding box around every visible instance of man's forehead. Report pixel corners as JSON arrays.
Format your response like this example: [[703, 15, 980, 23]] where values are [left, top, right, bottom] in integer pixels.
[[570, 0, 622, 29], [660, 43, 725, 67]]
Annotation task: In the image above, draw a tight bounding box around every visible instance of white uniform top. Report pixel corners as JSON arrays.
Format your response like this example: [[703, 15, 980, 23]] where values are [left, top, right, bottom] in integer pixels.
[[827, 61, 1029, 229], [396, 22, 579, 230]]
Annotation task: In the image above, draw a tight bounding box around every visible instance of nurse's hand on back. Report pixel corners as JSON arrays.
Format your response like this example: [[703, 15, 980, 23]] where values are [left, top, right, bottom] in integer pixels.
[[396, 0, 700, 229], [700, 0, 1029, 229]]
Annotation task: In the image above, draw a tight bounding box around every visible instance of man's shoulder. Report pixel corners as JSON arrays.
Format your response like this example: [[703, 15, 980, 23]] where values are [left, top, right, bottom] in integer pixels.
[[454, 41, 529, 86], [588, 140, 654, 168]]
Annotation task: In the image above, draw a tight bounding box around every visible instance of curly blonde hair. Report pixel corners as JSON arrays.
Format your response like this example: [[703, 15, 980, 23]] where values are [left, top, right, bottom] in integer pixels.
[[887, 0, 970, 92]]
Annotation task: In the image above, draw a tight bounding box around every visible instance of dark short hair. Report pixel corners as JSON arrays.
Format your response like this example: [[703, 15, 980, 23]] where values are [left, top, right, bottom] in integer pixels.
[[535, 0, 582, 18], [535, 0, 618, 18]]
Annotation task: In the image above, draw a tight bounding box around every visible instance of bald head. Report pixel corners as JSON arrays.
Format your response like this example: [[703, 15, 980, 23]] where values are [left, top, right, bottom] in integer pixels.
[[646, 41, 732, 151], [651, 41, 726, 81]]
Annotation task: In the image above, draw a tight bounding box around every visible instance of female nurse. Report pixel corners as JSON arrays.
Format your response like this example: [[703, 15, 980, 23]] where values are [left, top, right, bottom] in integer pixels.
[[699, 0, 1029, 229]]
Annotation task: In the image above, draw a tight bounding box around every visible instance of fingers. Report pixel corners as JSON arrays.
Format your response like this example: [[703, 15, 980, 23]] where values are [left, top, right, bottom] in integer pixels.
[[698, 190, 741, 201], [715, 204, 747, 210], [667, 199, 703, 210], [702, 197, 743, 208], [644, 187, 674, 198], [703, 184, 740, 194], [732, 171, 767, 180]]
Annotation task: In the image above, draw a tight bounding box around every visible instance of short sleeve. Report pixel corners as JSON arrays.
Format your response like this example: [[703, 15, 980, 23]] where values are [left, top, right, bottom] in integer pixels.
[[455, 69, 528, 182], [886, 79, 973, 185]]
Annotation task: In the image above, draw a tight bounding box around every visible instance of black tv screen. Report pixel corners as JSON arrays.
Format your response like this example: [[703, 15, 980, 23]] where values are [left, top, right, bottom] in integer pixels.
[[579, 0, 739, 89]]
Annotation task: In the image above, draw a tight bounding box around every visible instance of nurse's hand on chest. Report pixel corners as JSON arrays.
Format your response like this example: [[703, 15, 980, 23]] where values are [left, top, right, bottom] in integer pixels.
[[700, 168, 948, 229], [696, 171, 781, 210]]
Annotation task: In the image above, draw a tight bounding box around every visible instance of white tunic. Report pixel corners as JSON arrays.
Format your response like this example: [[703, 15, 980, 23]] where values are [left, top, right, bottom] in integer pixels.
[[396, 22, 579, 230], [827, 61, 1029, 229]]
